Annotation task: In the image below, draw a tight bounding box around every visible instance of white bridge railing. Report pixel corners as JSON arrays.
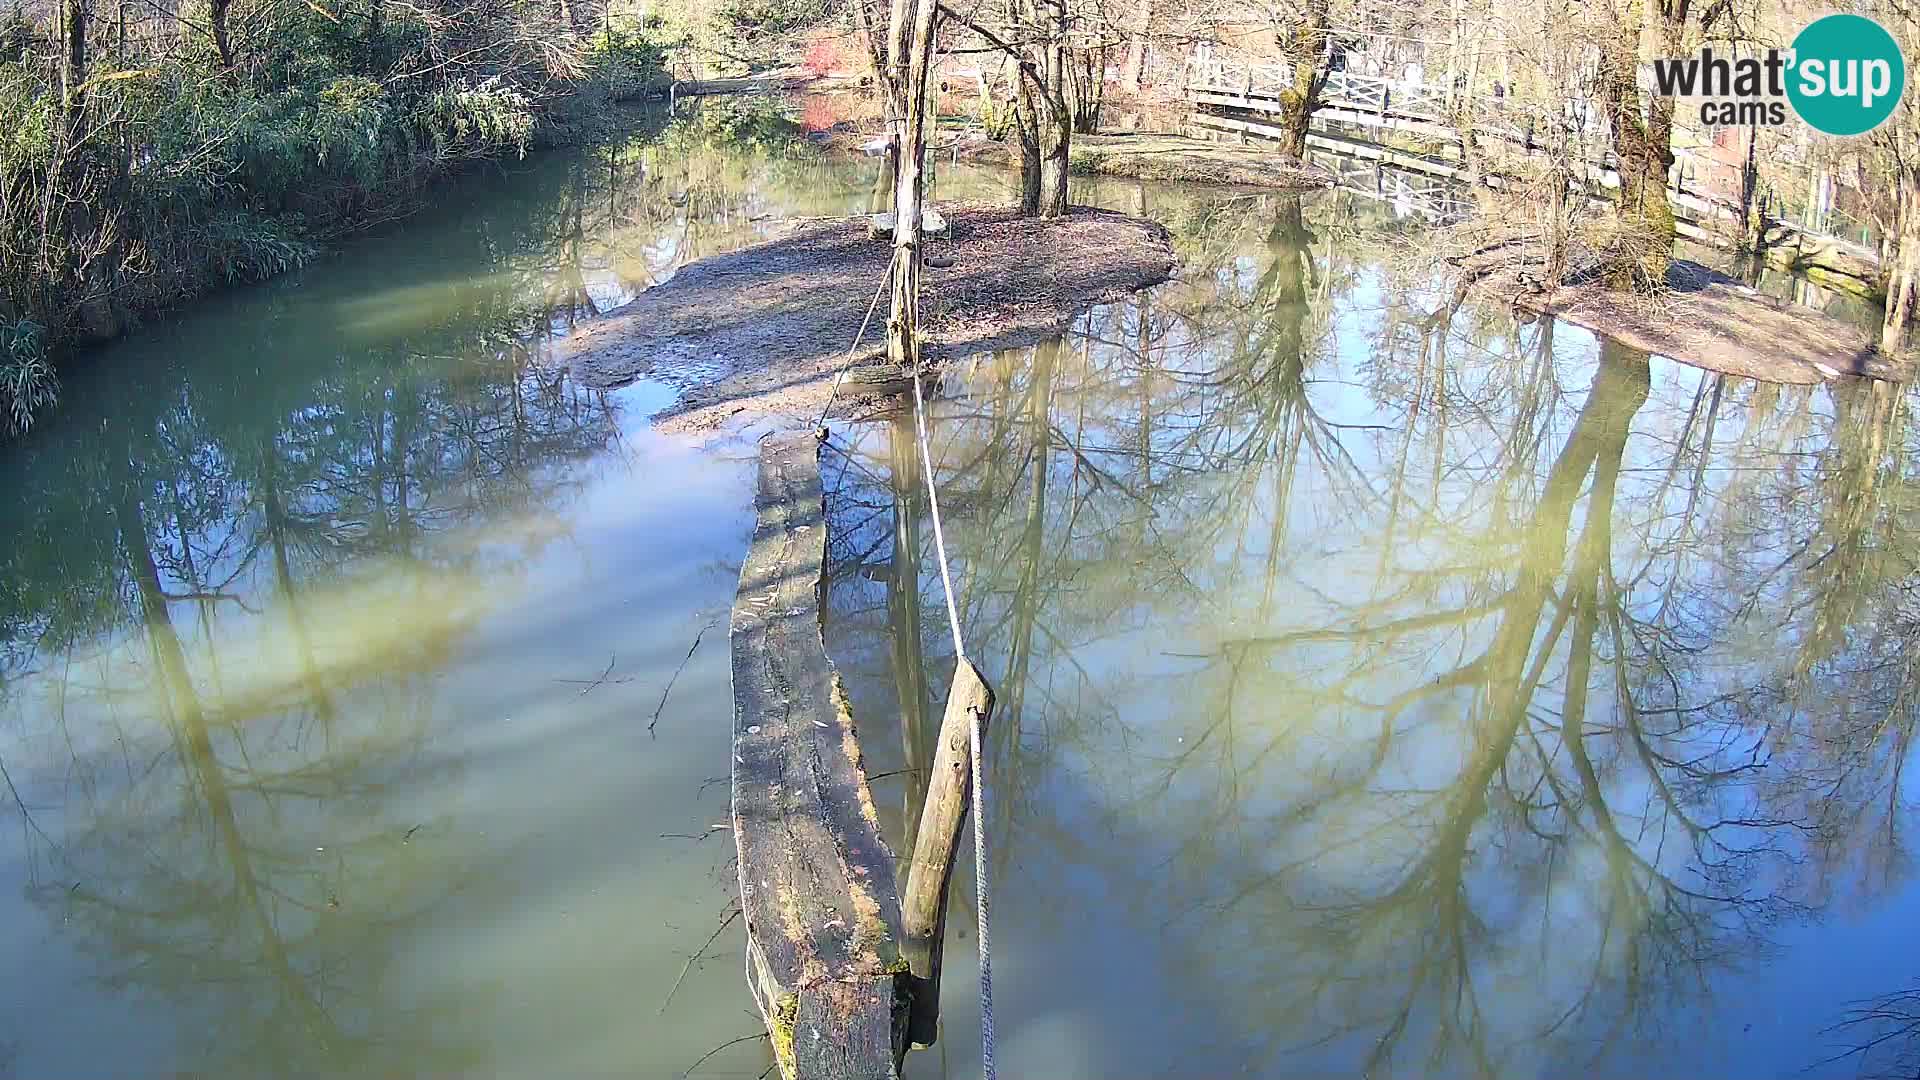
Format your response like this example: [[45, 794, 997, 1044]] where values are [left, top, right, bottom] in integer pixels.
[[1183, 58, 1605, 144], [1183, 60, 1451, 118], [1182, 54, 1877, 255]]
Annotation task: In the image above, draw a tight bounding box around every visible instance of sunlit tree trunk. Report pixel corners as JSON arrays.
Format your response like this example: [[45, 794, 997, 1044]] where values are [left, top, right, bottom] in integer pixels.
[[885, 0, 938, 366], [1068, 41, 1107, 133], [1881, 165, 1920, 357], [1036, 2, 1070, 217], [1274, 0, 1331, 161], [1123, 0, 1152, 91], [874, 0, 914, 217], [1595, 0, 1677, 288], [852, 0, 887, 88], [1012, 73, 1043, 214]]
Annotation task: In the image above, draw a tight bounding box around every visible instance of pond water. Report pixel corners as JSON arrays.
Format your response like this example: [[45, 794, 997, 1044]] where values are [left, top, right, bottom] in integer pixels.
[[1, 101, 1915, 1078]]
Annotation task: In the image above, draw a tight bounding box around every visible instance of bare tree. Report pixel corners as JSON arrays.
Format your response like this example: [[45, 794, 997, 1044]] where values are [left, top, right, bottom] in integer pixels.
[[1868, 0, 1920, 357]]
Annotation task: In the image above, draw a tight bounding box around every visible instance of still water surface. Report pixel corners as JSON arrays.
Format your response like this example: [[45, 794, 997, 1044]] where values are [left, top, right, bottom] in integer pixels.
[[1, 103, 1915, 1078]]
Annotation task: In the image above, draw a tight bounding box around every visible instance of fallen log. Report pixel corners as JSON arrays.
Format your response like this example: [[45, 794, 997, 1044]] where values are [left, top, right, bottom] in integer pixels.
[[730, 432, 909, 1079]]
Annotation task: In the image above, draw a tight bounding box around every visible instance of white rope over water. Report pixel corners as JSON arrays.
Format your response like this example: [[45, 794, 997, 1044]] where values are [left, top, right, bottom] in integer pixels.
[[905, 282, 997, 1080], [817, 235, 996, 1080]]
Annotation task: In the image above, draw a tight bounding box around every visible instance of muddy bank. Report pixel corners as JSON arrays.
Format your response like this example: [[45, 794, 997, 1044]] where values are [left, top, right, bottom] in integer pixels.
[[1470, 257, 1899, 385], [556, 204, 1176, 431]]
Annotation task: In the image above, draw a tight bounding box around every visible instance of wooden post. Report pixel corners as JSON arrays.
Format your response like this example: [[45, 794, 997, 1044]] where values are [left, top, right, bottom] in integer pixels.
[[898, 658, 994, 1049]]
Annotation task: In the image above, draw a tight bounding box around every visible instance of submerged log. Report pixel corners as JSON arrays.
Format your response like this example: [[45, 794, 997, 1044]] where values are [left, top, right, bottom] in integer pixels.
[[730, 432, 909, 1079]]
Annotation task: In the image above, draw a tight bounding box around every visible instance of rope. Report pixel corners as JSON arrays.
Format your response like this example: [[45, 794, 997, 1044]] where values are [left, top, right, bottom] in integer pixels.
[[908, 335, 967, 667], [820, 220, 994, 1079], [815, 249, 901, 433], [905, 280, 995, 1080]]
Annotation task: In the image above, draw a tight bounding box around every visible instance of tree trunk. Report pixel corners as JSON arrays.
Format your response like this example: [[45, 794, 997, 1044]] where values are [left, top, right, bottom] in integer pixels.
[[1123, 0, 1152, 91], [1449, 54, 1498, 215], [1740, 127, 1764, 254], [852, 0, 887, 89], [1595, 0, 1676, 288], [877, 0, 915, 215], [885, 0, 913, 107], [1038, 100, 1069, 216], [1012, 74, 1042, 214], [1068, 44, 1106, 133], [1881, 165, 1920, 357], [210, 0, 236, 78], [62, 0, 87, 121], [1036, 2, 1070, 218], [1274, 0, 1331, 161], [885, 0, 939, 367]]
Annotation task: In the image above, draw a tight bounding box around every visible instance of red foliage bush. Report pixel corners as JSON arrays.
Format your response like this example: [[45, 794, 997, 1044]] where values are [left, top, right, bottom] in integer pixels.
[[802, 39, 843, 77]]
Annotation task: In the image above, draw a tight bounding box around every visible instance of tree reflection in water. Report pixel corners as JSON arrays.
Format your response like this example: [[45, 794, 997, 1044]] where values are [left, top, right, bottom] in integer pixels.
[[6, 248, 620, 1077], [825, 192, 1920, 1078], [0, 127, 1913, 1078], [0, 126, 725, 1074]]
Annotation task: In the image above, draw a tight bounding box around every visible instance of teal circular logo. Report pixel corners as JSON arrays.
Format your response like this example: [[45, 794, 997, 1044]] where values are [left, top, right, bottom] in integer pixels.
[[1787, 14, 1906, 136]]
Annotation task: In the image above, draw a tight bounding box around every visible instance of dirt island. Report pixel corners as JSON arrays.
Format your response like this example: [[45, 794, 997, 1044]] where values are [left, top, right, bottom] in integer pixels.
[[555, 204, 1178, 433]]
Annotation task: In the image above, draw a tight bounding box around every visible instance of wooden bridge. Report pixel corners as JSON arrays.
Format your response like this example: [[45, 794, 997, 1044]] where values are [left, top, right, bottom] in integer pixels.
[[1182, 59, 1884, 296], [1186, 61, 1609, 155]]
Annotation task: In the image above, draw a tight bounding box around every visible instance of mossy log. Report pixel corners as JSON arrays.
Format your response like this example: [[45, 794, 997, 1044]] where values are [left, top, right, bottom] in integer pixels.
[[730, 432, 909, 1080]]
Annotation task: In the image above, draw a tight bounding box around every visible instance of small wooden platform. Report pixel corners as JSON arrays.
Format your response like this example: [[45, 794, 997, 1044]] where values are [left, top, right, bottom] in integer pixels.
[[730, 432, 909, 1080]]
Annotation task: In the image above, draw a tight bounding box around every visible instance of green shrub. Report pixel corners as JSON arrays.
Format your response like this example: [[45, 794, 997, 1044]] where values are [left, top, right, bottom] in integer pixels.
[[587, 16, 674, 100], [195, 209, 320, 283], [0, 4, 677, 436], [713, 0, 837, 67], [1, 320, 55, 436]]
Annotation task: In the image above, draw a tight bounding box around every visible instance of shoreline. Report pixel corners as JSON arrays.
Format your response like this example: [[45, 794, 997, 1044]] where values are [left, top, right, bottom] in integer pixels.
[[951, 131, 1334, 190], [1463, 250, 1900, 384], [9, 92, 674, 435]]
